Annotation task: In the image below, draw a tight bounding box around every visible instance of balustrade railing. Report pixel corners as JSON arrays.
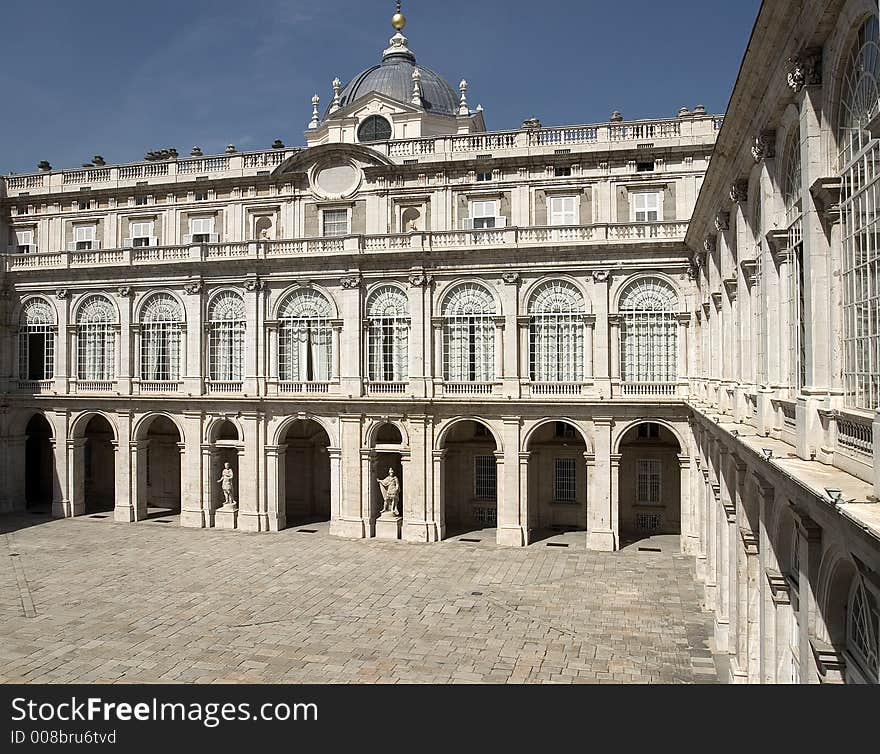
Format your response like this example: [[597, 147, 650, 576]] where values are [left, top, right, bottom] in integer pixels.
[[365, 382, 407, 395], [75, 380, 113, 392], [139, 381, 181, 393], [835, 412, 873, 458], [278, 382, 332, 394], [17, 380, 54, 393], [529, 382, 584, 396], [206, 381, 242, 394], [443, 382, 495, 395], [620, 382, 678, 397]]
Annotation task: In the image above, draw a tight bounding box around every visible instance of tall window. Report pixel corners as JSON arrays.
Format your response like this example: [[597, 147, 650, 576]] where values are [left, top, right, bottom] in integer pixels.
[[631, 191, 661, 222], [73, 224, 97, 251], [278, 289, 333, 382], [529, 280, 585, 382], [467, 200, 505, 229], [140, 293, 183, 383], [188, 216, 215, 244], [847, 581, 879, 682], [554, 458, 577, 503], [619, 277, 678, 383], [442, 283, 496, 383], [19, 298, 55, 380], [322, 209, 349, 237], [208, 291, 245, 383], [366, 286, 409, 383], [636, 459, 662, 504], [15, 229, 34, 253], [548, 196, 578, 226], [76, 296, 116, 381], [839, 16, 880, 409], [783, 131, 806, 393], [474, 455, 497, 501], [129, 220, 156, 248]]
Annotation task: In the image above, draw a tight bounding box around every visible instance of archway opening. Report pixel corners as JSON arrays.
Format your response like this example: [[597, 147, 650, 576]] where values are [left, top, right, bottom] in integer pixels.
[[25, 414, 53, 511], [370, 423, 406, 525], [282, 419, 331, 527], [526, 421, 587, 542], [618, 421, 682, 546], [83, 415, 115, 513], [141, 416, 182, 519], [441, 420, 498, 540]]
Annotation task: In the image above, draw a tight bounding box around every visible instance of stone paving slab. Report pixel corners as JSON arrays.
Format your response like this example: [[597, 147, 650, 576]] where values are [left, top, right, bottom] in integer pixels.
[[0, 514, 721, 684]]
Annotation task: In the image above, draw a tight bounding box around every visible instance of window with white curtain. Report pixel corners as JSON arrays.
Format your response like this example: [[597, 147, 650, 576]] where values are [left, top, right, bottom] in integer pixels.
[[366, 286, 409, 383], [847, 581, 879, 682], [636, 459, 662, 504], [74, 224, 97, 250], [140, 293, 183, 382], [19, 298, 55, 380], [548, 196, 578, 226], [15, 229, 34, 253], [619, 277, 678, 383], [631, 191, 661, 222], [468, 200, 504, 229], [322, 209, 349, 237], [528, 279, 585, 382], [76, 295, 116, 381], [130, 220, 155, 248], [442, 283, 496, 382], [839, 15, 880, 410], [189, 216, 215, 244], [207, 291, 245, 382], [278, 289, 334, 382]]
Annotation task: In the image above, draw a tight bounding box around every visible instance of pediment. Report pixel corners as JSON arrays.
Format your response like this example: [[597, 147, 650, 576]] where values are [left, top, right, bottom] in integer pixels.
[[328, 91, 424, 123]]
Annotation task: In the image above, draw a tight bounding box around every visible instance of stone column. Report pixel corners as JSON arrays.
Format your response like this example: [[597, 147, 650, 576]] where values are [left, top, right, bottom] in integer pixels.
[[54, 292, 70, 393], [50, 410, 70, 518], [591, 271, 611, 399], [179, 411, 205, 528], [406, 277, 429, 398], [68, 437, 85, 516], [338, 280, 362, 396], [792, 506, 822, 684], [181, 283, 203, 395], [678, 453, 696, 554], [430, 449, 446, 542], [587, 417, 615, 551], [496, 416, 523, 547], [328, 447, 342, 526], [236, 413, 263, 532], [677, 313, 690, 397], [114, 411, 133, 522], [360, 449, 376, 537], [583, 314, 595, 382], [116, 291, 132, 394], [430, 317, 443, 397], [500, 275, 520, 398], [493, 316, 506, 391], [200, 444, 216, 527], [756, 475, 777, 683], [330, 414, 365, 538], [403, 415, 433, 542], [265, 444, 286, 532], [519, 451, 531, 545]]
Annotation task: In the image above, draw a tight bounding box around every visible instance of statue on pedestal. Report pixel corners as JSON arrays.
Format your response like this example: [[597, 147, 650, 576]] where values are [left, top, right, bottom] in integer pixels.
[[377, 467, 400, 517], [217, 462, 237, 508]]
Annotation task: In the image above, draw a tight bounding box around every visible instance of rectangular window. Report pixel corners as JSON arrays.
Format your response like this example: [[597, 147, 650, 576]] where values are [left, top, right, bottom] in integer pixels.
[[189, 216, 215, 243], [638, 422, 660, 439], [555, 421, 576, 439], [632, 191, 661, 222], [15, 229, 34, 253], [476, 171, 493, 182], [470, 199, 500, 229], [474, 455, 497, 501], [322, 209, 349, 237], [130, 221, 154, 247], [636, 459, 662, 504], [548, 196, 578, 226], [74, 225, 96, 250], [637, 161, 655, 172], [554, 457, 577, 503], [194, 191, 209, 202], [135, 195, 148, 206], [554, 165, 572, 177], [78, 200, 92, 211]]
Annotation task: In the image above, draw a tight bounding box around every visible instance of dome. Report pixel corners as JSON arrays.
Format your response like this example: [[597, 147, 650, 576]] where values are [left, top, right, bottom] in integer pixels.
[[323, 14, 461, 121]]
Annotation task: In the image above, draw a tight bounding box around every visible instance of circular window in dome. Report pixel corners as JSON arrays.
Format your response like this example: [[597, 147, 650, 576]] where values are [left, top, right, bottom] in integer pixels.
[[357, 115, 392, 143]]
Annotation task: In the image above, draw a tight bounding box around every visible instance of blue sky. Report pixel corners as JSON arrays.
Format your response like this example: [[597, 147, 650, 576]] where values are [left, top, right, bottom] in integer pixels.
[[0, 0, 761, 174]]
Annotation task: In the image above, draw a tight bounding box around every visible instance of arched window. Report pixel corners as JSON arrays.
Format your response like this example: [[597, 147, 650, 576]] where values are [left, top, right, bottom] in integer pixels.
[[208, 291, 245, 383], [619, 277, 678, 384], [357, 115, 392, 143], [442, 283, 496, 383], [19, 298, 55, 381], [528, 280, 585, 382], [839, 16, 880, 410], [278, 289, 333, 382], [847, 581, 879, 682], [76, 296, 116, 381], [140, 293, 183, 383], [366, 286, 409, 383]]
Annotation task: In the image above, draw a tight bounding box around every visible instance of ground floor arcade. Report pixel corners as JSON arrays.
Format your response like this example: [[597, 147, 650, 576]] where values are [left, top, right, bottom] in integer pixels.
[[0, 400, 694, 552]]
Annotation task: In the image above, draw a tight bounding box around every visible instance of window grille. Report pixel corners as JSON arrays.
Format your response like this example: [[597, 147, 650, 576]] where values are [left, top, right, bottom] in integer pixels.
[[839, 16, 880, 409], [619, 277, 678, 383], [322, 209, 349, 237], [76, 295, 116, 381], [19, 298, 55, 380], [366, 286, 408, 382], [636, 459, 662, 504], [474, 455, 497, 501], [140, 293, 182, 382], [278, 289, 333, 382], [548, 196, 578, 226], [555, 457, 576, 503], [528, 279, 584, 382], [207, 291, 245, 382], [848, 582, 880, 680], [442, 283, 496, 382], [632, 191, 660, 222]]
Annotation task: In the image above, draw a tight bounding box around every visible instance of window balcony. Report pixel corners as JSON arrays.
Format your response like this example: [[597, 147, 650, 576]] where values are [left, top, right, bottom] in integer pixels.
[[618, 382, 679, 397], [442, 382, 497, 396], [527, 382, 586, 397], [278, 381, 333, 394], [138, 381, 181, 394], [364, 381, 408, 396], [74, 380, 114, 393], [205, 381, 243, 394], [17, 379, 54, 393]]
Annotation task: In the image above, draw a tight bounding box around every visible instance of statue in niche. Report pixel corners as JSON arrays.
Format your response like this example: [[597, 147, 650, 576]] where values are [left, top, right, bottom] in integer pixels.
[[218, 462, 236, 508], [256, 216, 273, 241], [377, 467, 400, 517]]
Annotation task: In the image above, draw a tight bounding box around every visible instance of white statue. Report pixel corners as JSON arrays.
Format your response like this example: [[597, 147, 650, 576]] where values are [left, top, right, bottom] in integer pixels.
[[217, 462, 236, 508], [377, 467, 400, 517]]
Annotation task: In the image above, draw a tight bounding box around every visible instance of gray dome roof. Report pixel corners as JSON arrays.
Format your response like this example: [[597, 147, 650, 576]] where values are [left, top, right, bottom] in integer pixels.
[[327, 54, 459, 119]]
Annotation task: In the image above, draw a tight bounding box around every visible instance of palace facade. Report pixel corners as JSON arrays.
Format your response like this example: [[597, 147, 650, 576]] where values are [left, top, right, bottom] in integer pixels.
[[1, 2, 879, 683]]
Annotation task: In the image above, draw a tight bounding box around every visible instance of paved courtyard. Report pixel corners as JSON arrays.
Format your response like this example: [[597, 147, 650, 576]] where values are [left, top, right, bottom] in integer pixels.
[[0, 513, 721, 684]]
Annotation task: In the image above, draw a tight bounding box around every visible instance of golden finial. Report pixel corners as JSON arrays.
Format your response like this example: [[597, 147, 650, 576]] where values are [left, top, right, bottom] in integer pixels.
[[391, 1, 406, 31]]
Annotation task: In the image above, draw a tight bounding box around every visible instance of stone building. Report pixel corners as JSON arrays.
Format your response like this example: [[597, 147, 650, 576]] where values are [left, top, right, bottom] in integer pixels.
[[686, 0, 880, 683], [2, 2, 878, 684]]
